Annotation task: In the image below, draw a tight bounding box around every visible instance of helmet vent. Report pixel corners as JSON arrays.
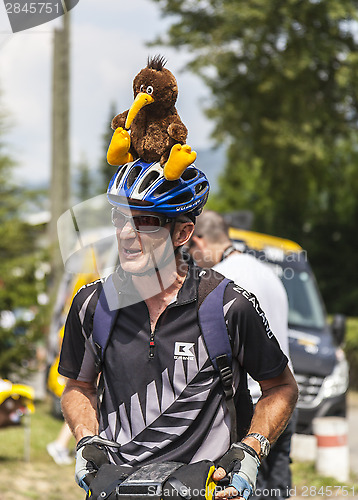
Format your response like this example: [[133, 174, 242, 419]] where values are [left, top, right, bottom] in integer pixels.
[[168, 192, 193, 205], [138, 171, 160, 194], [154, 179, 180, 196], [108, 195, 154, 207], [195, 181, 208, 195], [115, 166, 127, 189], [126, 166, 142, 188], [127, 199, 154, 207], [181, 168, 198, 181]]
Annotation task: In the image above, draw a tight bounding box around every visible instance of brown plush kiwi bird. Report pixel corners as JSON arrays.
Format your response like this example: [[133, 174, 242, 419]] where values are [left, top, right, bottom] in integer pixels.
[[107, 55, 196, 181]]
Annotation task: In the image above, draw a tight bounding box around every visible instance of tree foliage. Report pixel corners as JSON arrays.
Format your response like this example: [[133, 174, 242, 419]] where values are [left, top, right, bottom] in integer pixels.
[[151, 0, 358, 315], [76, 157, 92, 202], [0, 94, 47, 378]]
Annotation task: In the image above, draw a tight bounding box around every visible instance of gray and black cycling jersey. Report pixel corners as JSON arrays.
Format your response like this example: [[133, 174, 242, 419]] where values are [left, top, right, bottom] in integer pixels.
[[59, 261, 287, 466]]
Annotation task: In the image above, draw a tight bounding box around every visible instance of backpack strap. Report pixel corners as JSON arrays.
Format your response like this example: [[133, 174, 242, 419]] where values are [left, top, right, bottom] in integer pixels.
[[92, 274, 122, 410], [92, 273, 121, 396], [198, 273, 232, 368], [197, 270, 238, 443]]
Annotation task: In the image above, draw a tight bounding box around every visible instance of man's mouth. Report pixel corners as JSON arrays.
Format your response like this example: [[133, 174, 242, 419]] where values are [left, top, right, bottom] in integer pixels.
[[123, 247, 141, 258]]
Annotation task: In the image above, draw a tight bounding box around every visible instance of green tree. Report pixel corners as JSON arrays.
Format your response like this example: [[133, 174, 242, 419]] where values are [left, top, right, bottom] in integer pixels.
[[0, 94, 46, 378], [151, 0, 358, 315], [76, 156, 92, 202]]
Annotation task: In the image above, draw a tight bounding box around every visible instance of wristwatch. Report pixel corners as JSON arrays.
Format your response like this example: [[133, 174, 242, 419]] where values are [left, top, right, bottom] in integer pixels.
[[245, 433, 271, 459]]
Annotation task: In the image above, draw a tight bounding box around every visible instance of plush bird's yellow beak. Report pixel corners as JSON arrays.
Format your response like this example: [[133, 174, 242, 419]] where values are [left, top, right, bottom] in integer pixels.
[[125, 92, 154, 129]]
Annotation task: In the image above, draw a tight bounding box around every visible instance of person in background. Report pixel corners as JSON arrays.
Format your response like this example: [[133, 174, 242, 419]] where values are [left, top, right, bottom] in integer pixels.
[[188, 209, 296, 500], [47, 271, 98, 466], [47, 421, 73, 465], [47, 334, 74, 465]]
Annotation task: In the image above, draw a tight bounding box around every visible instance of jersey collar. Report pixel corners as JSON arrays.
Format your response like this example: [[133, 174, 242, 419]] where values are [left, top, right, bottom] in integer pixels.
[[173, 253, 200, 306]]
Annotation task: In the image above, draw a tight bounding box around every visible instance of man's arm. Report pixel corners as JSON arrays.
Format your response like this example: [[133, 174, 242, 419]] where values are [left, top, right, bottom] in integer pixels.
[[62, 378, 119, 492], [243, 365, 298, 451], [213, 366, 298, 498], [61, 378, 98, 443]]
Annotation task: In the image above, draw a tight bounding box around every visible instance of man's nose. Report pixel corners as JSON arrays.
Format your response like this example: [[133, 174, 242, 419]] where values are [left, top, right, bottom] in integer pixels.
[[119, 220, 136, 237]]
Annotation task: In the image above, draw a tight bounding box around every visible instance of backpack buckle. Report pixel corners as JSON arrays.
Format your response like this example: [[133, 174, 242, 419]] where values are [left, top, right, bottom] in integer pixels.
[[220, 365, 232, 386], [218, 367, 233, 399]]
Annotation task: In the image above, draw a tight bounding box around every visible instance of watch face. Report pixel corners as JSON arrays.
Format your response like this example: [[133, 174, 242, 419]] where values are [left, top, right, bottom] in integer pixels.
[[248, 433, 270, 457], [262, 440, 270, 456], [246, 432, 271, 458]]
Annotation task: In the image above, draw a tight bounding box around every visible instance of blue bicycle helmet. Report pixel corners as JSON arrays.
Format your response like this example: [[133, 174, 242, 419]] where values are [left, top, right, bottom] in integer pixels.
[[107, 159, 209, 218]]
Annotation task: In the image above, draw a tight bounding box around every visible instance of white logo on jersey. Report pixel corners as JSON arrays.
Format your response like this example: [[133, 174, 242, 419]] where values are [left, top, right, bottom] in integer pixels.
[[174, 342, 195, 360], [233, 285, 273, 338]]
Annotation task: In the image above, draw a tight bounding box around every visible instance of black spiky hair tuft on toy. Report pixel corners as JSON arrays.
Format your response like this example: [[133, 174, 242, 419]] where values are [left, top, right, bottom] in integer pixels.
[[147, 54, 167, 71]]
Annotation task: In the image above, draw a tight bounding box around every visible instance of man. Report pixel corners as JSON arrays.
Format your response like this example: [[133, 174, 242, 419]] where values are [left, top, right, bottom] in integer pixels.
[[59, 160, 298, 499], [188, 210, 296, 500]]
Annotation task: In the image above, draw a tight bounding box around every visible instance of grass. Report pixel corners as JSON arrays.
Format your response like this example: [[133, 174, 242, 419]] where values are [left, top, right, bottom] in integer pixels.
[[1, 400, 70, 462], [291, 461, 358, 496], [346, 317, 358, 333], [345, 317, 358, 389], [1, 397, 82, 500]]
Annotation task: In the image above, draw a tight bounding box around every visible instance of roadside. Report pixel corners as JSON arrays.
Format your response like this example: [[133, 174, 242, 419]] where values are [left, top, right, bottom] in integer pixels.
[[347, 391, 358, 473], [1, 460, 82, 500], [290, 391, 358, 499], [1, 398, 81, 500]]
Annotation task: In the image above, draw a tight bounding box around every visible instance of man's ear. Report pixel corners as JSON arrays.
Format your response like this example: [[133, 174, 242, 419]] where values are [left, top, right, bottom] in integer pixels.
[[173, 222, 195, 248]]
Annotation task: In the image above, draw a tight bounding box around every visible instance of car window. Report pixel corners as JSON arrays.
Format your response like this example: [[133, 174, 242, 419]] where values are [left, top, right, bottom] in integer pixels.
[[233, 239, 327, 331], [266, 263, 326, 330]]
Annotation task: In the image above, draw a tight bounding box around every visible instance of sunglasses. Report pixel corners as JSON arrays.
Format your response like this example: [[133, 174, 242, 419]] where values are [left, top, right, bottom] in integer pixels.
[[111, 208, 173, 233]]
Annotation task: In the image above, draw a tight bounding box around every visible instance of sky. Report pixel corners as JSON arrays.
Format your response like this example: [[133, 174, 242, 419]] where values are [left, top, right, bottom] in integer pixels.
[[0, 0, 213, 187]]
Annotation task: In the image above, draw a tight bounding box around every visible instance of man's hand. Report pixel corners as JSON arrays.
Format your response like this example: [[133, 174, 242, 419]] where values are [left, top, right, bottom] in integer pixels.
[[213, 443, 260, 500], [75, 435, 120, 493]]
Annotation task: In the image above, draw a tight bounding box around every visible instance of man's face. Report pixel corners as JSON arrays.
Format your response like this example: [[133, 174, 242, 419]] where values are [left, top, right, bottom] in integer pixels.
[[112, 207, 174, 275], [187, 235, 215, 268]]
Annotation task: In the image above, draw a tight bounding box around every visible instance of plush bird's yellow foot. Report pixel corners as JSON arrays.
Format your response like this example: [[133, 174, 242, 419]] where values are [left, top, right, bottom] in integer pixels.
[[107, 127, 133, 165], [163, 144, 197, 180]]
